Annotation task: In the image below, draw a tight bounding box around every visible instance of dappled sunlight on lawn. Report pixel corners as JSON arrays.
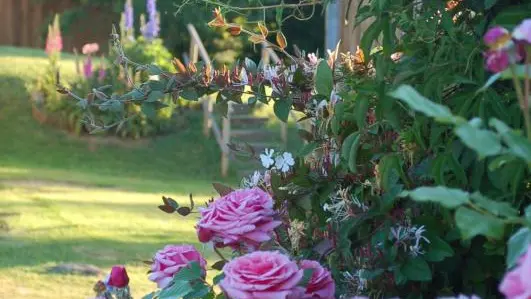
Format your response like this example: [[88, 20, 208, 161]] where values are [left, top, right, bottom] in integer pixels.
[[0, 181, 218, 299]]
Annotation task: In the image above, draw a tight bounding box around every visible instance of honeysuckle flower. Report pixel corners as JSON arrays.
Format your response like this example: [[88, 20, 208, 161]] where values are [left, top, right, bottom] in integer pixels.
[[308, 53, 318, 65], [263, 65, 279, 81], [260, 149, 275, 168], [275, 152, 295, 173], [208, 7, 226, 28], [390, 224, 430, 256], [241, 171, 262, 188], [513, 19, 531, 44], [484, 26, 512, 50]]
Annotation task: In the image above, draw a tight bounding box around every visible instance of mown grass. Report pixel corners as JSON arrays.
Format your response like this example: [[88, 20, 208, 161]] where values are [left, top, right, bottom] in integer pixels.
[[0, 46, 225, 298]]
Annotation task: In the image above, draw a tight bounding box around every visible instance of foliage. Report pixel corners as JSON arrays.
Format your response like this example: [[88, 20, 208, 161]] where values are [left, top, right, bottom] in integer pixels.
[[54, 1, 531, 298]]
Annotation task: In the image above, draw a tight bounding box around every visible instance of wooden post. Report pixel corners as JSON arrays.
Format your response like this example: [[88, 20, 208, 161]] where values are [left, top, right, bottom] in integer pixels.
[[325, 0, 374, 53], [202, 97, 213, 137], [221, 102, 232, 177]]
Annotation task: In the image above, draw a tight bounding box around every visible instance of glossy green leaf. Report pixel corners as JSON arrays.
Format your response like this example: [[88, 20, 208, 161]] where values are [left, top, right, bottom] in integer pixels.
[[273, 99, 291, 122], [401, 186, 469, 209], [507, 227, 531, 268], [147, 90, 164, 102], [355, 95, 369, 129], [341, 132, 359, 161], [454, 124, 502, 158], [389, 85, 458, 124], [158, 280, 192, 299], [470, 192, 518, 217], [455, 206, 505, 239], [348, 133, 362, 173], [484, 0, 498, 9], [424, 236, 455, 262], [315, 60, 334, 97], [402, 257, 432, 281]]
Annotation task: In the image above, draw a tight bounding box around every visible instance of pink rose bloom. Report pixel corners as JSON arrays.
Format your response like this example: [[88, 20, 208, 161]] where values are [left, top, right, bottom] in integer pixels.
[[107, 265, 129, 288], [484, 26, 511, 49], [484, 50, 510, 73], [438, 295, 481, 299], [513, 19, 531, 44], [82, 43, 100, 55], [219, 251, 303, 299], [499, 245, 531, 298], [196, 188, 281, 251], [148, 245, 207, 289], [299, 260, 335, 299]]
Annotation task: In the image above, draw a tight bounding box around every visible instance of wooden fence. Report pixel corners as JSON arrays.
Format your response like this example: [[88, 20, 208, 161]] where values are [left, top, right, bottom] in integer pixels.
[[0, 0, 116, 52]]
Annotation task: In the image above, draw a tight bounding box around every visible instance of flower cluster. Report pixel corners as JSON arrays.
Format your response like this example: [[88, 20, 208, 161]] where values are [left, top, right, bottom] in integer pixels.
[[196, 187, 281, 251], [483, 20, 531, 73], [389, 224, 430, 257], [260, 149, 295, 173], [141, 0, 160, 40]]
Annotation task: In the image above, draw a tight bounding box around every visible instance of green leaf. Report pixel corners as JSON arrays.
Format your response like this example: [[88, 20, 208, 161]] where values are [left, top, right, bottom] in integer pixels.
[[298, 268, 314, 287], [298, 142, 318, 156], [470, 192, 518, 217], [211, 260, 226, 271], [393, 267, 407, 285], [213, 273, 225, 285], [455, 207, 505, 239], [485, 0, 497, 9], [454, 124, 502, 158], [181, 88, 199, 101], [424, 236, 454, 262], [244, 58, 257, 75], [141, 101, 169, 119], [147, 64, 163, 75], [490, 118, 531, 163], [507, 227, 531, 268], [348, 133, 362, 173], [184, 283, 211, 299], [401, 186, 470, 209], [355, 95, 369, 129], [360, 21, 382, 62], [158, 280, 193, 299], [147, 90, 164, 102], [401, 257, 432, 281], [273, 99, 291, 122], [341, 132, 359, 161], [315, 60, 334, 97], [143, 292, 158, 299], [389, 85, 458, 124]]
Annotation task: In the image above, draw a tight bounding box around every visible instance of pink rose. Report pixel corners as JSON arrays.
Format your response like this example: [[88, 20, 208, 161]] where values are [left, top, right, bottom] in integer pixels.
[[299, 260, 335, 299], [148, 245, 207, 289], [219, 251, 303, 299], [196, 188, 281, 251], [499, 245, 531, 298], [107, 265, 129, 288]]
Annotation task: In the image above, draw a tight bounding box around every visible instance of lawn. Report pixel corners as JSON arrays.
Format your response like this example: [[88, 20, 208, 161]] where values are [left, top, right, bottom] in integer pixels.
[[0, 46, 230, 299]]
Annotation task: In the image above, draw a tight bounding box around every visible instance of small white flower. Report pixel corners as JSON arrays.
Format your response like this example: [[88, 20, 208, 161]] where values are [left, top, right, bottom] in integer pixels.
[[275, 152, 295, 173], [308, 53, 318, 65], [260, 149, 275, 168], [241, 170, 263, 188]]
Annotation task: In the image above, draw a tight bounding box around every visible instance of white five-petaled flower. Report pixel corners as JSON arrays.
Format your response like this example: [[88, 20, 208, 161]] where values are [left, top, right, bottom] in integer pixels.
[[275, 152, 295, 173], [260, 149, 275, 168]]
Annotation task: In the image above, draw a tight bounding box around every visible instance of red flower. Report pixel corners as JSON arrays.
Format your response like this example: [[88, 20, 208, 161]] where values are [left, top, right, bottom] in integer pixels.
[[107, 265, 129, 288]]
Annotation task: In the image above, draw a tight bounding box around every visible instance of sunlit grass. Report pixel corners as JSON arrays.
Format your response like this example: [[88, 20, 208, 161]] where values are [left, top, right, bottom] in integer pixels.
[[0, 182, 220, 299]]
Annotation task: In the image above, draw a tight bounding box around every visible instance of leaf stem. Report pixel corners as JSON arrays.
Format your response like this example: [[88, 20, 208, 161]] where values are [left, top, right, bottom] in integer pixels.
[[213, 246, 227, 262], [510, 63, 531, 140]]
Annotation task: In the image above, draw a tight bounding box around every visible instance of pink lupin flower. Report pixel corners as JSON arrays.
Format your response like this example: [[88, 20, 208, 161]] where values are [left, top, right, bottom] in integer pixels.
[[513, 19, 531, 44]]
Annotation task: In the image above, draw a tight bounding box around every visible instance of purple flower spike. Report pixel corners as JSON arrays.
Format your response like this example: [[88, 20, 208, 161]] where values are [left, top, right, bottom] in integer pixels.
[[83, 56, 93, 79], [124, 0, 134, 31], [142, 0, 160, 40], [513, 19, 531, 44], [484, 26, 511, 50], [484, 50, 510, 73]]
